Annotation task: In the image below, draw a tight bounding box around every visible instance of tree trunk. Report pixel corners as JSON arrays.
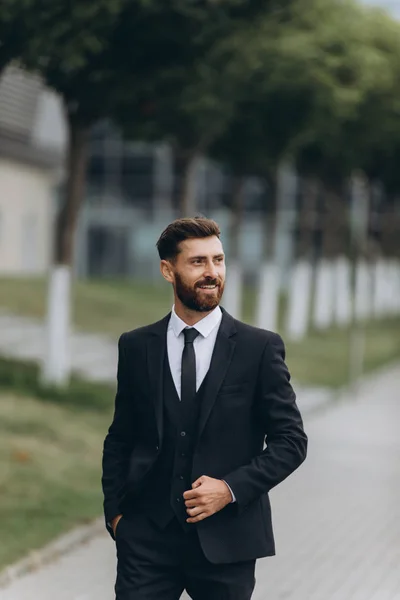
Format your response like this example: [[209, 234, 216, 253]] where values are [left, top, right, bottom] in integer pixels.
[[55, 115, 89, 264], [347, 172, 371, 392], [229, 176, 245, 262], [285, 178, 319, 341], [392, 198, 400, 316], [255, 168, 280, 331], [223, 176, 245, 319], [261, 170, 278, 260], [352, 175, 373, 322], [332, 189, 352, 329], [153, 143, 174, 221], [312, 187, 342, 330], [296, 178, 319, 260], [320, 187, 347, 260], [41, 113, 89, 387], [378, 197, 400, 315], [178, 151, 201, 217]]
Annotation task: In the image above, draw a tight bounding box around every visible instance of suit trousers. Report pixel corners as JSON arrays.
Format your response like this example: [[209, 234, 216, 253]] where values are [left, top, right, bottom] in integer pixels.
[[115, 510, 256, 600]]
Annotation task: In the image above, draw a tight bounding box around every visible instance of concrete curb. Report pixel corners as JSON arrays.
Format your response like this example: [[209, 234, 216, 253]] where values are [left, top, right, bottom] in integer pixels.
[[0, 518, 104, 589]]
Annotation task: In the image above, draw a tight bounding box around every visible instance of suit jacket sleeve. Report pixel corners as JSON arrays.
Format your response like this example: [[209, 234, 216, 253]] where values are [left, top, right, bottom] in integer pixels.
[[101, 333, 133, 537], [223, 332, 307, 512]]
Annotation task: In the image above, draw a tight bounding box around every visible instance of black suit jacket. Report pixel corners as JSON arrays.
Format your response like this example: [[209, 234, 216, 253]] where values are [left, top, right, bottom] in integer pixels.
[[102, 308, 307, 564]]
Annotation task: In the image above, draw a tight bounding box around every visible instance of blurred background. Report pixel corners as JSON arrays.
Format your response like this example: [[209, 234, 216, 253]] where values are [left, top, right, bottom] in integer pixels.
[[0, 0, 400, 598]]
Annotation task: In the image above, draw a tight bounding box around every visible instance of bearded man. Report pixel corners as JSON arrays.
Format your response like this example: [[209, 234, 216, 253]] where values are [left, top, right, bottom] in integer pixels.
[[102, 216, 307, 600]]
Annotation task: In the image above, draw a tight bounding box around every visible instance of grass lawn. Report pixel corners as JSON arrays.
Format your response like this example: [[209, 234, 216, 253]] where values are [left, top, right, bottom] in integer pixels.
[[285, 318, 400, 388], [0, 277, 256, 336], [1, 276, 400, 388], [0, 385, 112, 570]]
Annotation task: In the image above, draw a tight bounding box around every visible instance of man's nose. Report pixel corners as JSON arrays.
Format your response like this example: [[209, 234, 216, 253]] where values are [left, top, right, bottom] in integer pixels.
[[203, 262, 218, 279]]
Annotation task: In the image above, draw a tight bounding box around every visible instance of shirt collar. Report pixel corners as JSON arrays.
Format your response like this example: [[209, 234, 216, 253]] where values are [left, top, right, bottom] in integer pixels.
[[170, 305, 222, 339]]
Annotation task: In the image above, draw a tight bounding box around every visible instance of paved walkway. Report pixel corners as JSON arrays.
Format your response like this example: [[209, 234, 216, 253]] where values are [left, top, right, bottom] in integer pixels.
[[0, 311, 118, 383], [1, 362, 400, 599]]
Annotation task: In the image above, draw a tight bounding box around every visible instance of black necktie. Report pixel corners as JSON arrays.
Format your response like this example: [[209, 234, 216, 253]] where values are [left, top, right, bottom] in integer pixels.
[[181, 328, 199, 403]]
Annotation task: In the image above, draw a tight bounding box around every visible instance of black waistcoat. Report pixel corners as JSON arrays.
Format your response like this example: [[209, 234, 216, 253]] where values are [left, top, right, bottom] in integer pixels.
[[132, 352, 207, 531]]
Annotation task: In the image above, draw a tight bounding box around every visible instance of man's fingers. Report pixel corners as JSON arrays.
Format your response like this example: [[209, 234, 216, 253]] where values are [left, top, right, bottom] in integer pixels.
[[186, 506, 203, 517], [185, 498, 201, 508], [186, 511, 209, 523], [192, 476, 204, 488], [183, 488, 201, 500]]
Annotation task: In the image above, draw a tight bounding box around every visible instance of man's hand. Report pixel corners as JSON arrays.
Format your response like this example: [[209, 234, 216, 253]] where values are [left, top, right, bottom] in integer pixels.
[[183, 476, 232, 523], [111, 514, 123, 537]]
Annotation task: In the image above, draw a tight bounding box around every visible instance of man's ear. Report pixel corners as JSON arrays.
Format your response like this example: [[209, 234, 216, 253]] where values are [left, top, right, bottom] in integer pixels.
[[160, 260, 174, 284]]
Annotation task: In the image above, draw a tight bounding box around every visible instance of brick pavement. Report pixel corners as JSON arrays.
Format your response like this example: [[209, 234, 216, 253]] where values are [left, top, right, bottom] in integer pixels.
[[2, 364, 400, 600]]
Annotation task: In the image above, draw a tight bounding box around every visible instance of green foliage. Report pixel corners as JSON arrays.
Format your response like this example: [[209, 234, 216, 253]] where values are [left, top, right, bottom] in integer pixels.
[[0, 385, 112, 568], [111, 0, 273, 152], [2, 0, 400, 195], [1, 1, 121, 69], [0, 357, 113, 413], [0, 0, 128, 125], [294, 1, 400, 185], [211, 0, 396, 186]]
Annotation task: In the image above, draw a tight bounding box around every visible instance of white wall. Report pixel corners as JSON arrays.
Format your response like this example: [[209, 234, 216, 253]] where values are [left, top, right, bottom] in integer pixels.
[[32, 88, 67, 154], [0, 158, 54, 274]]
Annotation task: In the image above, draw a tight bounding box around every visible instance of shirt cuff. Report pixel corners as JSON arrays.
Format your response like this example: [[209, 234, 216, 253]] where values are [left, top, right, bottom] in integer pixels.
[[223, 480, 236, 503]]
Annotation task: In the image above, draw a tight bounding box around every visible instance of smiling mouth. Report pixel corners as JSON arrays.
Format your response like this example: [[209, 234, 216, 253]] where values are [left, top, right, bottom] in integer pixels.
[[197, 284, 218, 290]]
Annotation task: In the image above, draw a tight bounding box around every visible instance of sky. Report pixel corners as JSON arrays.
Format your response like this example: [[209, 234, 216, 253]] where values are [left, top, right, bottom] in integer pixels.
[[362, 0, 400, 18]]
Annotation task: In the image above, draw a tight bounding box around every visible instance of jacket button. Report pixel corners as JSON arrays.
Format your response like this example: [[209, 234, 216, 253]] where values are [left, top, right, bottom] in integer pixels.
[[180, 431, 186, 437]]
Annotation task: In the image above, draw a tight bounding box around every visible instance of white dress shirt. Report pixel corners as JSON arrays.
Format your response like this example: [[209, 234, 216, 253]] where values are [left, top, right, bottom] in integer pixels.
[[167, 305, 236, 503], [167, 305, 222, 398]]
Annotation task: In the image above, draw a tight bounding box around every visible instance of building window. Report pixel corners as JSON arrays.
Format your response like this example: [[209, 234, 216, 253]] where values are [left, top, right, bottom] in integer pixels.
[[121, 153, 154, 207]]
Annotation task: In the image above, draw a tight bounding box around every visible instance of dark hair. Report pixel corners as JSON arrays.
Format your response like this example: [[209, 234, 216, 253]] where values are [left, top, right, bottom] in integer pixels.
[[156, 216, 221, 261]]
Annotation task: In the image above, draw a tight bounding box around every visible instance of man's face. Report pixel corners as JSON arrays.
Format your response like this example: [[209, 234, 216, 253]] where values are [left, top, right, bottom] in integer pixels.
[[169, 236, 226, 312]]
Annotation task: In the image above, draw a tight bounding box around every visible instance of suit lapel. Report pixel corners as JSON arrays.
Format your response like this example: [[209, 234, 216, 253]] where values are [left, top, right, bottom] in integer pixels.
[[197, 310, 237, 442], [146, 313, 170, 446]]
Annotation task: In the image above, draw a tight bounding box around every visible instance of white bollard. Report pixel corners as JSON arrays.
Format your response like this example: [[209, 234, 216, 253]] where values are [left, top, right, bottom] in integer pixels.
[[285, 260, 313, 341], [388, 259, 400, 315], [373, 259, 389, 318], [41, 264, 72, 387], [354, 260, 372, 321], [373, 258, 392, 319], [396, 261, 400, 315], [255, 262, 280, 332], [313, 259, 335, 330], [333, 256, 352, 327], [222, 261, 243, 320]]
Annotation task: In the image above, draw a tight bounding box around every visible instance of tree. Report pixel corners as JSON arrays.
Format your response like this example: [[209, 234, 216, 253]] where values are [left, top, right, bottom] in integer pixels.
[[207, 0, 400, 333], [111, 0, 280, 216], [207, 0, 365, 328], [1, 0, 128, 385], [295, 3, 400, 333], [0, 0, 30, 73], [1, 0, 284, 383]]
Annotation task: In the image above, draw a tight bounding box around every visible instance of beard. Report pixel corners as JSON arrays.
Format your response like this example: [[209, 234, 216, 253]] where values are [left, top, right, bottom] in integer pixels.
[[174, 272, 225, 312]]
